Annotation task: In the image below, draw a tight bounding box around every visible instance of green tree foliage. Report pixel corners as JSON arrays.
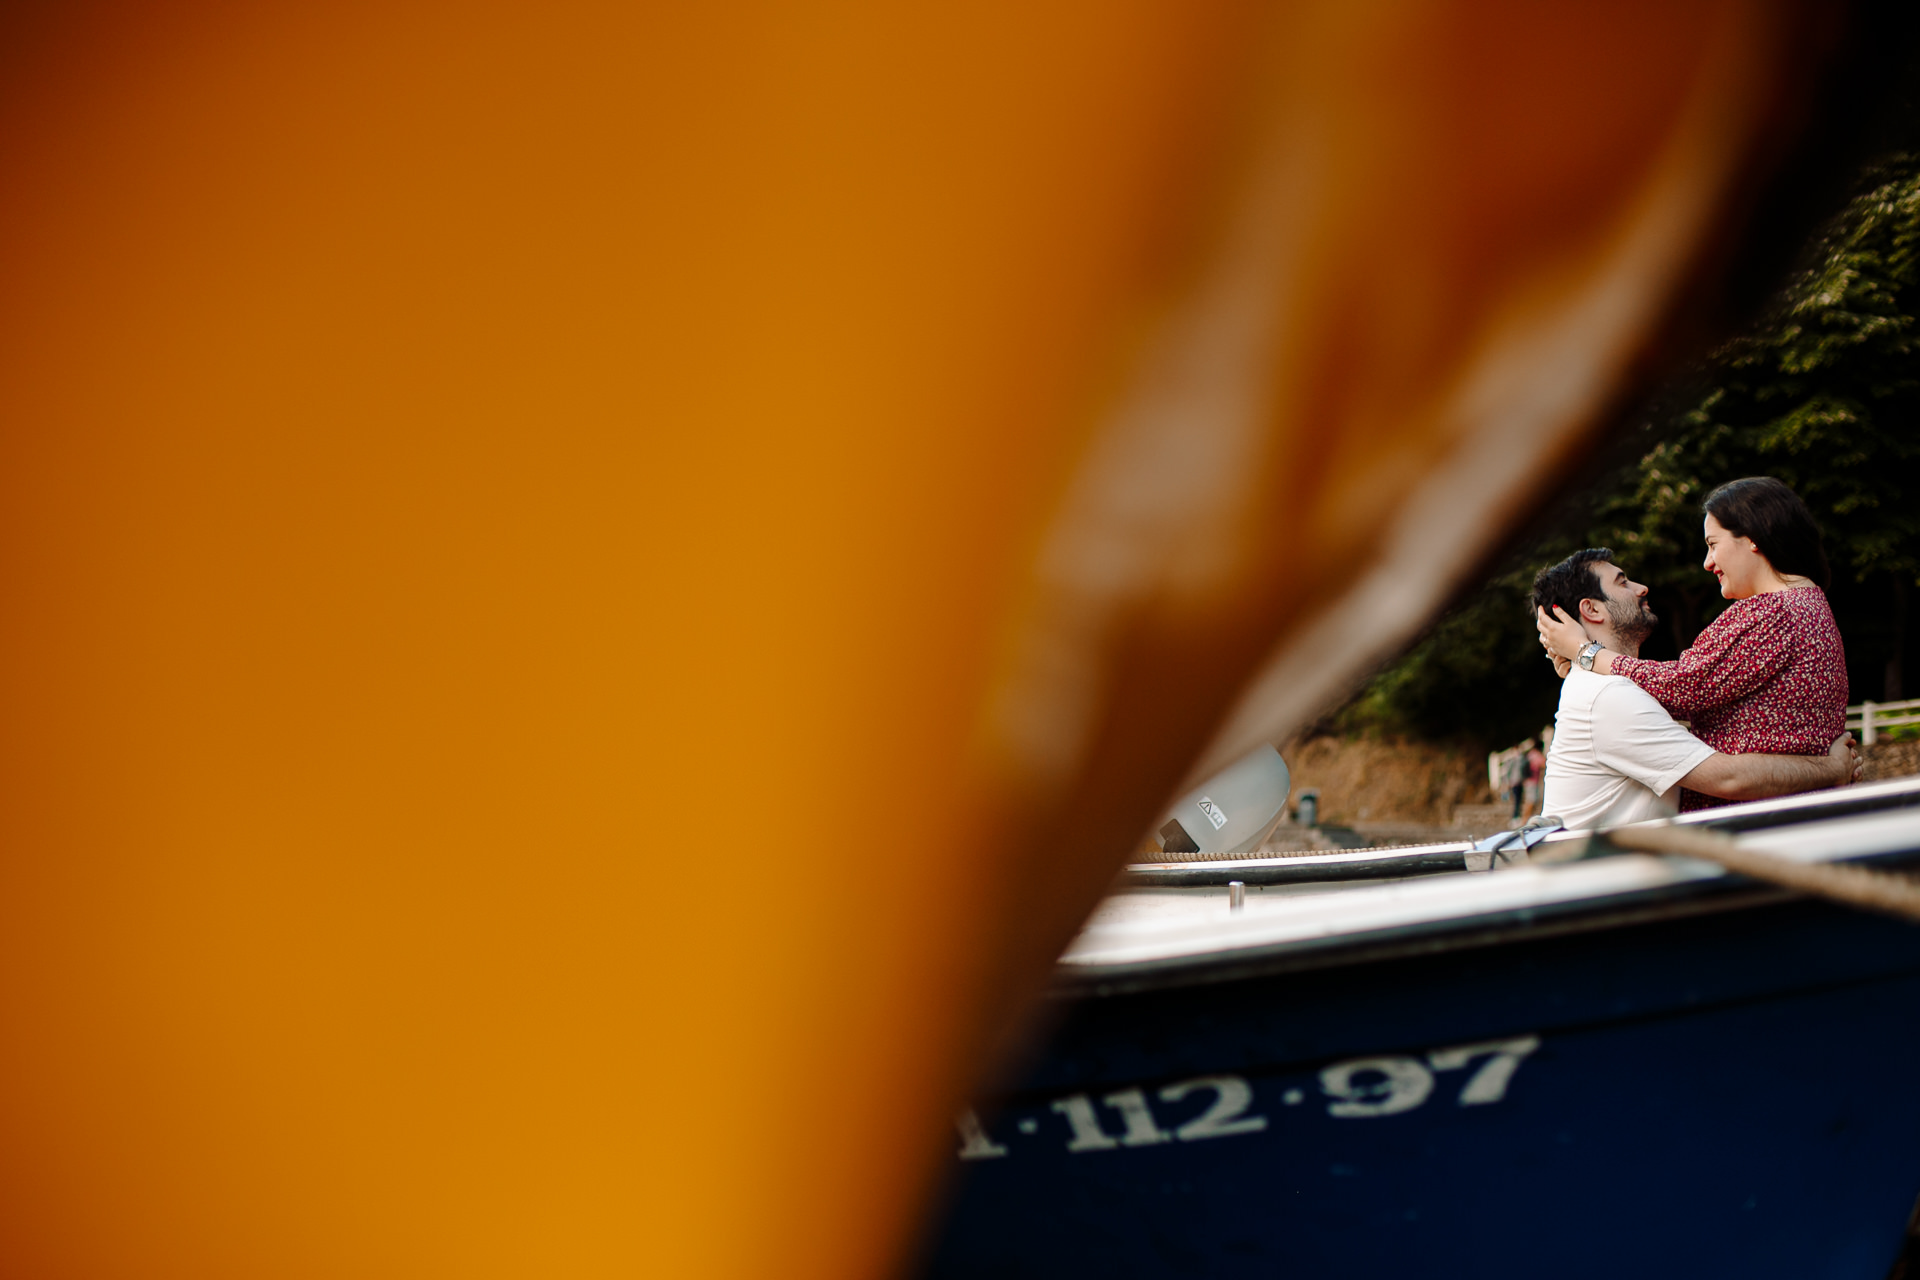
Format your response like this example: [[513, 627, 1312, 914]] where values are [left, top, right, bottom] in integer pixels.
[[1336, 154, 1920, 748], [1613, 153, 1920, 654]]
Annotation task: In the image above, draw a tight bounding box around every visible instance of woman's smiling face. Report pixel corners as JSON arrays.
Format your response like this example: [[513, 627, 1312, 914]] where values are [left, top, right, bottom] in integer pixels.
[[1703, 513, 1769, 599]]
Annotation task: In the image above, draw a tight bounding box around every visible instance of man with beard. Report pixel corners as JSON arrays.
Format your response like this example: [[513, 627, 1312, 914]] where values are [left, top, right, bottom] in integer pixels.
[[1528, 549, 1858, 830]]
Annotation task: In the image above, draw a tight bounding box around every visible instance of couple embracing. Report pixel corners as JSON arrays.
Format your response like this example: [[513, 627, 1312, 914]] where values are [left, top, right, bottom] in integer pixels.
[[1532, 477, 1858, 832]]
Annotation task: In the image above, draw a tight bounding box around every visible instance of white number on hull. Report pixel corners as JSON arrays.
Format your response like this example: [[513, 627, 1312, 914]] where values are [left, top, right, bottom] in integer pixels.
[[1050, 1095, 1120, 1151], [1426, 1035, 1540, 1105], [1043, 1077, 1268, 1154], [956, 1032, 1542, 1159], [1102, 1088, 1175, 1146], [1320, 1056, 1434, 1117], [954, 1109, 1009, 1160], [1159, 1075, 1269, 1140]]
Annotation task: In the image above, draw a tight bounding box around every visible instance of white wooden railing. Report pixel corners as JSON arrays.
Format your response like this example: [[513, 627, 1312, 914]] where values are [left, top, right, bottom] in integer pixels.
[[1850, 698, 1920, 746]]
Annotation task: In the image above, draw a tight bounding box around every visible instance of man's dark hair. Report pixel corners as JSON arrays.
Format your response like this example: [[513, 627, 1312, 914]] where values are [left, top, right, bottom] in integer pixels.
[[1531, 548, 1615, 619], [1703, 476, 1831, 589]]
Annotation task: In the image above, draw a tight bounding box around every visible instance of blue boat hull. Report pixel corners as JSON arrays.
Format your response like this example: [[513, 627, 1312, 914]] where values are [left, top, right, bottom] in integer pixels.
[[919, 895, 1920, 1278]]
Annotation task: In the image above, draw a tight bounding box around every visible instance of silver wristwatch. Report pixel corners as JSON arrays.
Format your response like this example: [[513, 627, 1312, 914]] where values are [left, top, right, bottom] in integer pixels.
[[1576, 640, 1603, 671]]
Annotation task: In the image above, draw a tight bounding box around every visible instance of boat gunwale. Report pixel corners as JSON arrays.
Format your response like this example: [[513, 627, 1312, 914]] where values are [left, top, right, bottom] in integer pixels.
[[1117, 775, 1920, 889]]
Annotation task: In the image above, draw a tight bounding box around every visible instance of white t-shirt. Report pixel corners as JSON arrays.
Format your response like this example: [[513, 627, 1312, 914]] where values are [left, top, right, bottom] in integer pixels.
[[1542, 668, 1715, 831]]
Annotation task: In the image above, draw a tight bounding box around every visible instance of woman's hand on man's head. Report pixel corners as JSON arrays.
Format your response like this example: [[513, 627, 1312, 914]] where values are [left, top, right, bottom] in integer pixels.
[[1536, 605, 1588, 663]]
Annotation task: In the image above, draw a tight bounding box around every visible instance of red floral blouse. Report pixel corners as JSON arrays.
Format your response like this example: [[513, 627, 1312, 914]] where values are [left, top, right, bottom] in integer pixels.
[[1610, 587, 1848, 811]]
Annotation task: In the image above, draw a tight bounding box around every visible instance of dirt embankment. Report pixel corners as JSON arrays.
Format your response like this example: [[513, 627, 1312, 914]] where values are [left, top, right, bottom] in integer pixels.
[[1281, 734, 1495, 827], [1863, 739, 1920, 783]]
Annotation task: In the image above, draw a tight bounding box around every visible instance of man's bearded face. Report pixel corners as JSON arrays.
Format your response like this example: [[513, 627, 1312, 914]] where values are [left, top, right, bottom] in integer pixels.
[[1605, 587, 1657, 645]]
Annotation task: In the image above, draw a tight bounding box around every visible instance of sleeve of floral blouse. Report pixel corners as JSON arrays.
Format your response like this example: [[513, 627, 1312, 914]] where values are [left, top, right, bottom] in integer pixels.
[[1613, 600, 1793, 716]]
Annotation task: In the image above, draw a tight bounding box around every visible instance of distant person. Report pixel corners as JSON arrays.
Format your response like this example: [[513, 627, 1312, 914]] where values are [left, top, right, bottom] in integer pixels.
[[1522, 739, 1546, 821], [1531, 548, 1858, 830], [1502, 746, 1527, 821], [1539, 477, 1847, 810]]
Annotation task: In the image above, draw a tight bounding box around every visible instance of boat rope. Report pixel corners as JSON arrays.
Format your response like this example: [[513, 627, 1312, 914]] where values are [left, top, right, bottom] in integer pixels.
[[1142, 826, 1495, 864], [1606, 824, 1920, 925], [1138, 844, 1430, 865]]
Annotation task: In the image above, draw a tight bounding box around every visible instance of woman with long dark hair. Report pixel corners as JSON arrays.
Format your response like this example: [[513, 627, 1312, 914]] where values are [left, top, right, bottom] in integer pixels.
[[1539, 476, 1849, 810]]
